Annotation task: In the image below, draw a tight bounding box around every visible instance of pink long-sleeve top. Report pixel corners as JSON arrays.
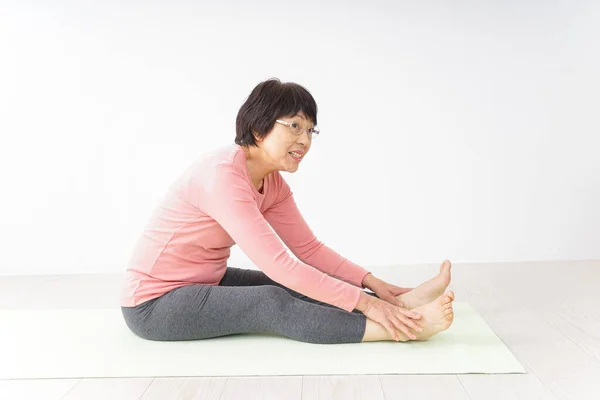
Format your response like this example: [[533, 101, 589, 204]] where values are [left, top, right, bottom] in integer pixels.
[[121, 143, 371, 312]]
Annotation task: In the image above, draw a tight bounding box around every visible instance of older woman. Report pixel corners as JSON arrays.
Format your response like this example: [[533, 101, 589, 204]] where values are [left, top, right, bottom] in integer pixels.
[[121, 78, 455, 344]]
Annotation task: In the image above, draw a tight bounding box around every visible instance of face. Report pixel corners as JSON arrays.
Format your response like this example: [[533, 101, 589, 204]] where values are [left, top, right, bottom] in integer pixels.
[[253, 111, 314, 173]]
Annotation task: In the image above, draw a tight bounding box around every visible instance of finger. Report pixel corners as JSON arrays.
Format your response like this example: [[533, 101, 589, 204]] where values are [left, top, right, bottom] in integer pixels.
[[394, 298, 404, 308], [389, 314, 417, 339], [397, 309, 423, 327], [394, 319, 417, 340], [384, 322, 400, 341], [399, 314, 423, 332], [383, 295, 400, 307], [399, 308, 422, 319]]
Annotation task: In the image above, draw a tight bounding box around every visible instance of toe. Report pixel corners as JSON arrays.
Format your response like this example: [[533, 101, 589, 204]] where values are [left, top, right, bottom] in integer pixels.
[[441, 292, 454, 304], [440, 260, 451, 273], [439, 261, 452, 285]]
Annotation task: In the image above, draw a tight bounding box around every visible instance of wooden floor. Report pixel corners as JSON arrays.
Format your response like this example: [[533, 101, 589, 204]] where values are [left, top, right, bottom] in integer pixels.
[[0, 260, 599, 400]]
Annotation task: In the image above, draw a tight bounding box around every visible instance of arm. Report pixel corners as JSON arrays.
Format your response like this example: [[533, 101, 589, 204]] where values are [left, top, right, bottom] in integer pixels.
[[263, 174, 372, 289], [198, 164, 363, 312]]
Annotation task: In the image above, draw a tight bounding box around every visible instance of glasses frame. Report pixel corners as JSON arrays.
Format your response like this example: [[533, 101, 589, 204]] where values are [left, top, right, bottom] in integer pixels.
[[275, 119, 320, 139]]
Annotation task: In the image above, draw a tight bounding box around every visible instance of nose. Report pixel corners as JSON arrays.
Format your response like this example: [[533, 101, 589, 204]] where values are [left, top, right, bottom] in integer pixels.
[[297, 130, 311, 145]]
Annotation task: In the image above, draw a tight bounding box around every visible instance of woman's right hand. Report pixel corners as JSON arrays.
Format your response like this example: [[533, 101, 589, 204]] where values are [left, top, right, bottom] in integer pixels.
[[356, 292, 423, 341]]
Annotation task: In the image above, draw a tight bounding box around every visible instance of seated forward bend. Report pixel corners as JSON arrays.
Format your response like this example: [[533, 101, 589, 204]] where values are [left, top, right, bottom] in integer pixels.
[[120, 78, 455, 344]]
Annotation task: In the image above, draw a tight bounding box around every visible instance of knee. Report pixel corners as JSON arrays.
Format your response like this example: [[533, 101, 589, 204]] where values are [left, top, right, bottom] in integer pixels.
[[258, 285, 294, 310], [260, 285, 291, 298]]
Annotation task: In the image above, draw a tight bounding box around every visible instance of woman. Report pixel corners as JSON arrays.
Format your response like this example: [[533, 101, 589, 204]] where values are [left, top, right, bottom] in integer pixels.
[[121, 78, 455, 344]]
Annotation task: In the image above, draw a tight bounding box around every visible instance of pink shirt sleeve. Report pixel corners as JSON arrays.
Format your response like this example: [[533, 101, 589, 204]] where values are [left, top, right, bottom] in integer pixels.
[[263, 174, 371, 288], [200, 164, 364, 312]]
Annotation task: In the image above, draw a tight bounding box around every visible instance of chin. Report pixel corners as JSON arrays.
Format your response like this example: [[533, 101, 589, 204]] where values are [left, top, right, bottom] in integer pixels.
[[286, 164, 299, 172]]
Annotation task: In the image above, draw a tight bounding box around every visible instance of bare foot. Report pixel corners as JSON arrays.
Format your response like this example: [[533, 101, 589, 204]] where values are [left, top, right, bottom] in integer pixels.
[[397, 260, 452, 310], [405, 291, 455, 341]]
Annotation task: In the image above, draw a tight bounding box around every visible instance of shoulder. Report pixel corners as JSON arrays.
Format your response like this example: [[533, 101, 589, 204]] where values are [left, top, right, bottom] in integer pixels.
[[204, 143, 244, 170], [182, 144, 250, 198], [187, 144, 246, 181]]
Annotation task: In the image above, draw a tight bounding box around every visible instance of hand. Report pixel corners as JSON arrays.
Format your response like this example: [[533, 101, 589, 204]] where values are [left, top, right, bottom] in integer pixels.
[[358, 292, 423, 341], [363, 274, 413, 307]]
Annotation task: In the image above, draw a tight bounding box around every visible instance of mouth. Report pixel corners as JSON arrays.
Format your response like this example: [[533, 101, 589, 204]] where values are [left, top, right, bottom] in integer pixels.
[[288, 151, 304, 161]]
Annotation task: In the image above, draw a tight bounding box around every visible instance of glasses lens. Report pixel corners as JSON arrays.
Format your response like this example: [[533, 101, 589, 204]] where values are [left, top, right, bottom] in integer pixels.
[[290, 122, 302, 135]]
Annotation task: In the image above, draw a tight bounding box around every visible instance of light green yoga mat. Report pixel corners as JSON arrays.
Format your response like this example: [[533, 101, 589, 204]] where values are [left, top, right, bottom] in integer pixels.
[[0, 302, 524, 379]]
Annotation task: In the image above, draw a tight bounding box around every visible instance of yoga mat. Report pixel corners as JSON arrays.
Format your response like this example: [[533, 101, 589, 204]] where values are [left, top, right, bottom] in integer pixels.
[[0, 302, 525, 379]]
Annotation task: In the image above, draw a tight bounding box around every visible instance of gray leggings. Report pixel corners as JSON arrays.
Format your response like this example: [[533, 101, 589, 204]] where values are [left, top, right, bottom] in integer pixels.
[[121, 267, 378, 344]]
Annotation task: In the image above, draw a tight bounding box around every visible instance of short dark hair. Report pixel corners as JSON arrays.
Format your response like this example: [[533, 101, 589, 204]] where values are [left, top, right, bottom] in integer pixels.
[[235, 78, 318, 147]]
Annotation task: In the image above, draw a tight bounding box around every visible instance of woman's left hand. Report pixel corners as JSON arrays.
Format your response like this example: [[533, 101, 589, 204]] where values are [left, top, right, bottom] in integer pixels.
[[365, 275, 413, 307]]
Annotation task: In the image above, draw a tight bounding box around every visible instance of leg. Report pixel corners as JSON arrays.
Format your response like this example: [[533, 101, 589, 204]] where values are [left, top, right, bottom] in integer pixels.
[[121, 283, 368, 344], [218, 267, 454, 342], [219, 266, 379, 314]]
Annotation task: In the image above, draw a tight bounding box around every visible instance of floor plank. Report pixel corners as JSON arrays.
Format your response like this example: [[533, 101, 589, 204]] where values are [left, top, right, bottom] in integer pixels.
[[379, 375, 470, 399], [219, 376, 301, 400], [60, 378, 153, 400], [302, 375, 384, 400], [457, 374, 558, 400], [140, 377, 227, 400], [0, 379, 79, 400]]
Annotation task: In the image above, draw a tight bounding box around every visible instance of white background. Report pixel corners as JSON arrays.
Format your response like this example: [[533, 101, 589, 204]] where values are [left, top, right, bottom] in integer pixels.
[[1, 0, 598, 275]]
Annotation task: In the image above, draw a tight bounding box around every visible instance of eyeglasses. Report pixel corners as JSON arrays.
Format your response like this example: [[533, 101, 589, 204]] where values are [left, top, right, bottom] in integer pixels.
[[275, 119, 320, 139]]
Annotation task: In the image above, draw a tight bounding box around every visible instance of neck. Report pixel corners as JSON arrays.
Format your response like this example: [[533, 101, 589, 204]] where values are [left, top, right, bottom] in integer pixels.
[[243, 145, 272, 189]]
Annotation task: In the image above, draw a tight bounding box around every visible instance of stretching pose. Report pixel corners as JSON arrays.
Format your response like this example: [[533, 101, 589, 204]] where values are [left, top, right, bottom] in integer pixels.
[[121, 78, 455, 344]]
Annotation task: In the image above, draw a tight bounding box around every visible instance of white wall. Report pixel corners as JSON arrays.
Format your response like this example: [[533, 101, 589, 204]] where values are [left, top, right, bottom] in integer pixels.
[[1, 0, 598, 275]]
